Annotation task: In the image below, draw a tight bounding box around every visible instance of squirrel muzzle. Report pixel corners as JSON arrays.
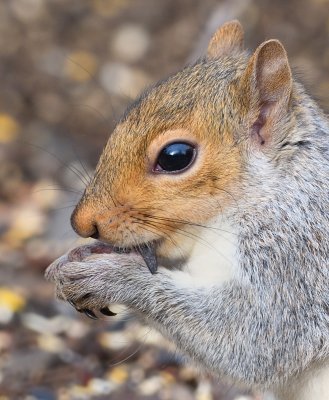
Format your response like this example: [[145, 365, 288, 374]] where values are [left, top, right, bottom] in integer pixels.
[[70, 198, 159, 273]]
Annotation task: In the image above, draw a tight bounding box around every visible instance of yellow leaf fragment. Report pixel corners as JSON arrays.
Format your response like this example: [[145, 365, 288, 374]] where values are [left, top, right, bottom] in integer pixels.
[[0, 114, 20, 143], [107, 366, 129, 384], [0, 288, 25, 312]]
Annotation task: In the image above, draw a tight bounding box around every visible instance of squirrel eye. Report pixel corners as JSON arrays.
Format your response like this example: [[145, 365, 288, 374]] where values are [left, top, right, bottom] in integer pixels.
[[154, 142, 196, 173]]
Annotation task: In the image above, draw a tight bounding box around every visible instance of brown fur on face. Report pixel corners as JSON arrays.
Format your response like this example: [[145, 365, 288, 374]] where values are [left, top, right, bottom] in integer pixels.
[[71, 59, 245, 254], [71, 22, 293, 260]]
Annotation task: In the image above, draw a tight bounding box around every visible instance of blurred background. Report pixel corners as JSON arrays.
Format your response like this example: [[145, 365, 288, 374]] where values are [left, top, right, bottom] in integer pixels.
[[0, 0, 328, 399]]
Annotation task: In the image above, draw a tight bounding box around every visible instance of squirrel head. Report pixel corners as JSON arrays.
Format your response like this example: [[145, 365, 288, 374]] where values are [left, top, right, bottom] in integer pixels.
[[71, 20, 293, 261]]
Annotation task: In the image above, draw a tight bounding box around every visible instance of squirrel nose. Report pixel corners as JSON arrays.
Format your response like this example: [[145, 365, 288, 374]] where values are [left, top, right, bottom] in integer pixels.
[[71, 201, 130, 243], [71, 204, 98, 239]]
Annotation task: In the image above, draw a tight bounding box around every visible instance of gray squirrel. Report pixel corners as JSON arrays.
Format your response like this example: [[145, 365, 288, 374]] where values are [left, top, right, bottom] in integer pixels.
[[46, 21, 329, 400]]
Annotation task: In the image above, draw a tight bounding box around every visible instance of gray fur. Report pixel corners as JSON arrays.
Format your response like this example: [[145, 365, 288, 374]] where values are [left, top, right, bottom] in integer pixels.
[[46, 51, 329, 397]]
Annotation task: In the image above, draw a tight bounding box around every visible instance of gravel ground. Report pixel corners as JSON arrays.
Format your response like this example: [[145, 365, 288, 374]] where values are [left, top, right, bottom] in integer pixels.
[[0, 0, 328, 399]]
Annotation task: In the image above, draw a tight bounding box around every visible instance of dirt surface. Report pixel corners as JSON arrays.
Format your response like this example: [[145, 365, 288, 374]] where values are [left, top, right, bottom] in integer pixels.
[[0, 0, 328, 399]]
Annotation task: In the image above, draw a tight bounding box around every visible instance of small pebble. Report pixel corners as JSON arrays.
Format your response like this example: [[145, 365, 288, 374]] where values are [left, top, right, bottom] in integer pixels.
[[65, 319, 90, 339], [10, 0, 45, 22], [196, 380, 213, 400], [37, 334, 66, 353], [235, 397, 254, 400], [138, 376, 163, 396], [0, 307, 14, 324], [111, 24, 150, 62], [0, 332, 13, 350], [36, 47, 68, 77], [87, 378, 114, 395], [31, 180, 63, 210], [107, 366, 129, 385], [4, 205, 46, 246], [22, 313, 73, 335], [160, 370, 176, 385], [99, 62, 150, 98], [98, 331, 130, 350], [29, 387, 56, 400]]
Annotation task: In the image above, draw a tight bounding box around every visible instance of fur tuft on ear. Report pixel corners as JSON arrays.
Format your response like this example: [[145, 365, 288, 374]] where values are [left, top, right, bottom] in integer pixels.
[[207, 20, 244, 59], [241, 39, 293, 146]]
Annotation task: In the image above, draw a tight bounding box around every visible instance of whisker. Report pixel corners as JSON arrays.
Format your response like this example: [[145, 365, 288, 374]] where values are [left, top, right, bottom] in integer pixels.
[[132, 222, 160, 240], [68, 103, 111, 125], [134, 220, 186, 261], [52, 204, 77, 211], [139, 218, 236, 280], [25, 142, 90, 187], [150, 214, 236, 237], [66, 56, 96, 80], [145, 218, 218, 253], [136, 206, 237, 238], [140, 216, 235, 267], [33, 187, 83, 195], [126, 227, 141, 252], [68, 143, 93, 185], [107, 328, 152, 368], [210, 184, 241, 213], [149, 215, 236, 248], [137, 215, 206, 250], [104, 187, 120, 208]]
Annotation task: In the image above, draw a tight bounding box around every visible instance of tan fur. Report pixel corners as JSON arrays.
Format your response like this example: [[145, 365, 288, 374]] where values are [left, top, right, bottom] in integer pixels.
[[207, 20, 244, 58], [72, 87, 243, 254]]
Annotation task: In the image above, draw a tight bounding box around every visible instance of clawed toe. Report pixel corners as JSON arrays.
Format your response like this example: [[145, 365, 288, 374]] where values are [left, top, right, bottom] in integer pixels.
[[80, 293, 92, 300], [70, 304, 98, 319], [100, 307, 117, 316], [82, 309, 98, 320], [66, 293, 116, 319], [67, 299, 76, 307], [78, 308, 116, 319]]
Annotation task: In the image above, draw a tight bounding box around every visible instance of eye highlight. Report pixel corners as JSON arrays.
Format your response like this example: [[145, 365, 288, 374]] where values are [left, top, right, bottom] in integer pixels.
[[154, 142, 196, 173]]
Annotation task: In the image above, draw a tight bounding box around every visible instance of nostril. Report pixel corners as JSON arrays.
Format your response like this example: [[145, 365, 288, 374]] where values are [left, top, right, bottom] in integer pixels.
[[71, 205, 100, 239], [90, 224, 99, 240]]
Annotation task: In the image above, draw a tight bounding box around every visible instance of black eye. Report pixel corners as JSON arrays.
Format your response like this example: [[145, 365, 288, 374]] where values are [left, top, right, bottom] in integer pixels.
[[155, 142, 196, 173]]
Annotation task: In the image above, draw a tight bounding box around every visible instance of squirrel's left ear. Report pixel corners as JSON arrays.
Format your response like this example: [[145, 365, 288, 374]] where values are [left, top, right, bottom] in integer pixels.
[[241, 39, 293, 146], [207, 20, 244, 58]]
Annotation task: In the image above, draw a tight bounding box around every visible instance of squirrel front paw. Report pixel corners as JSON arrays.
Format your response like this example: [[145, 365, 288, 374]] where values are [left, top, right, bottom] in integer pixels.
[[45, 244, 147, 319]]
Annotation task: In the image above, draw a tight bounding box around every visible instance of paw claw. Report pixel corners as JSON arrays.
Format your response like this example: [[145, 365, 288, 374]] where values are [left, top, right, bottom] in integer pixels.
[[83, 309, 98, 320], [100, 307, 117, 316], [68, 299, 76, 307], [80, 293, 92, 300]]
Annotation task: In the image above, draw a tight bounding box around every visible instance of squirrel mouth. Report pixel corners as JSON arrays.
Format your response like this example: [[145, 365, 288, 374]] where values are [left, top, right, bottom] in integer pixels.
[[88, 240, 159, 274], [110, 241, 158, 274]]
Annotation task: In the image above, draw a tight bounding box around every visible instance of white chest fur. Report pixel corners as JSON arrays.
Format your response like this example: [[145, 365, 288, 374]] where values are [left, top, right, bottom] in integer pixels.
[[275, 362, 329, 400], [166, 219, 240, 288]]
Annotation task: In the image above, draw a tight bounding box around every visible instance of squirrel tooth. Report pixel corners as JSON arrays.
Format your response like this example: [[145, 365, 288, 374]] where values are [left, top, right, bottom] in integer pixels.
[[137, 243, 158, 274]]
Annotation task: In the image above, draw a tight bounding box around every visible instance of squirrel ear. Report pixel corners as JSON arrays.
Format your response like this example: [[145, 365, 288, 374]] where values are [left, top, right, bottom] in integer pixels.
[[207, 20, 244, 59], [241, 39, 292, 146]]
